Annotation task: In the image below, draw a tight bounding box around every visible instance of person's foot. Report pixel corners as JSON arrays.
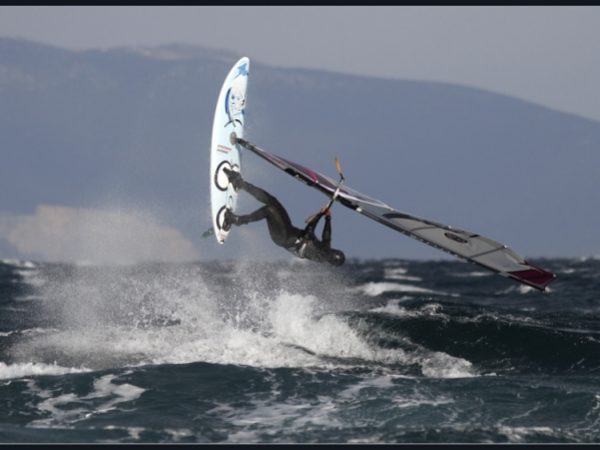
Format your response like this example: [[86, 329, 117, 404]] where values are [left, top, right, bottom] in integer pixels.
[[223, 167, 243, 191], [222, 209, 236, 231]]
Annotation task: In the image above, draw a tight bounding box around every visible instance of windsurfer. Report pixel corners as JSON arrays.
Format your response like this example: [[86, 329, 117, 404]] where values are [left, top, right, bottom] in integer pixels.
[[221, 168, 345, 266]]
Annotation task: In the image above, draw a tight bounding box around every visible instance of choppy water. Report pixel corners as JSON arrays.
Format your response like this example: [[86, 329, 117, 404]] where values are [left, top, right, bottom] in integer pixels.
[[0, 257, 599, 443]]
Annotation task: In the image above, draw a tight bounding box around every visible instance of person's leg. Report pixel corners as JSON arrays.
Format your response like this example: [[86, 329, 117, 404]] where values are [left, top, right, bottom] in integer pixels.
[[239, 181, 280, 207], [229, 188, 300, 246], [230, 205, 269, 225], [225, 168, 278, 205], [224, 169, 300, 245]]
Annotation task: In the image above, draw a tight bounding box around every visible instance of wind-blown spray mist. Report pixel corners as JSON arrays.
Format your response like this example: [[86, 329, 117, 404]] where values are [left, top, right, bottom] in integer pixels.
[[7, 260, 473, 377]]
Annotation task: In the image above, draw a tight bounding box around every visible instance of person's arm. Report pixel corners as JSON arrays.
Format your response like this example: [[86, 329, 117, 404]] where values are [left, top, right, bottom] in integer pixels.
[[304, 208, 326, 235], [321, 210, 332, 249]]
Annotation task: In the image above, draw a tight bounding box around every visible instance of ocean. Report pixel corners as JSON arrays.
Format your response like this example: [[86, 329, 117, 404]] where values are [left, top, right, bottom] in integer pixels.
[[0, 257, 598, 443]]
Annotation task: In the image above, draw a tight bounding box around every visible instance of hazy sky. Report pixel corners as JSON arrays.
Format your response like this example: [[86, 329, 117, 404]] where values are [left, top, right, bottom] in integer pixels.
[[2, 6, 600, 122]]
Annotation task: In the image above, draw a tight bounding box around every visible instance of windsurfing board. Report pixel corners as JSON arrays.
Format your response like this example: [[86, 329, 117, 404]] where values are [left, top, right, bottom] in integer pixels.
[[210, 57, 249, 243]]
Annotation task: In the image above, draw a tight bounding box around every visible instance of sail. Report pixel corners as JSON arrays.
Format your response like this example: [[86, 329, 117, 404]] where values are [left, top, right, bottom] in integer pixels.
[[234, 136, 556, 291]]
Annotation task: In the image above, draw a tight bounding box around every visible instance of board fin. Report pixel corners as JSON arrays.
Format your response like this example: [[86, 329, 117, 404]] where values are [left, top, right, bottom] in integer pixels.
[[201, 227, 215, 239]]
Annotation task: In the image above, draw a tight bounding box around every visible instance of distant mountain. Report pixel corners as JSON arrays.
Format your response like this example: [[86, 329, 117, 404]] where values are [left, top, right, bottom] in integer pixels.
[[1, 37, 598, 261]]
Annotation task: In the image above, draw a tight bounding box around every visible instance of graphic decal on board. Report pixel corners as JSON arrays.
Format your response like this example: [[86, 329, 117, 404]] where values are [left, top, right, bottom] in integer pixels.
[[224, 63, 249, 128]]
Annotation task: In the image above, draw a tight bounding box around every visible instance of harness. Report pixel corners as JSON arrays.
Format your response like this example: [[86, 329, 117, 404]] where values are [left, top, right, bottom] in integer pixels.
[[286, 213, 328, 260], [286, 236, 309, 258], [295, 237, 309, 258]]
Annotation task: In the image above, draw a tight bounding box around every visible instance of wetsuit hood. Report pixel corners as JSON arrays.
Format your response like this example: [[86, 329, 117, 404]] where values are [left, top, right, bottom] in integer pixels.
[[327, 249, 345, 266]]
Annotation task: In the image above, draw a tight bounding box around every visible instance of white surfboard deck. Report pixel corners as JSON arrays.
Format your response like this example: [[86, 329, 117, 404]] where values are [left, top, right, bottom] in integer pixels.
[[210, 57, 249, 244]]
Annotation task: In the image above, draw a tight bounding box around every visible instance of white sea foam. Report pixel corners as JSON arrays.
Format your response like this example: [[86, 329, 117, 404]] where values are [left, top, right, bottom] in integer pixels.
[[368, 295, 414, 310], [0, 362, 89, 380], [29, 373, 145, 428], [225, 398, 343, 443], [420, 351, 476, 378], [15, 269, 47, 288], [356, 282, 435, 296], [496, 284, 550, 295], [497, 425, 561, 443], [393, 395, 454, 409], [385, 266, 407, 275], [15, 284, 440, 373], [164, 428, 194, 441], [0, 328, 55, 337], [102, 425, 146, 440], [136, 291, 412, 369], [356, 281, 459, 298], [266, 293, 404, 364], [367, 302, 477, 378], [11, 262, 471, 378], [217, 390, 346, 443], [1, 259, 36, 269], [519, 285, 535, 294], [337, 374, 401, 401], [383, 267, 422, 282], [453, 271, 491, 278], [371, 301, 418, 317]]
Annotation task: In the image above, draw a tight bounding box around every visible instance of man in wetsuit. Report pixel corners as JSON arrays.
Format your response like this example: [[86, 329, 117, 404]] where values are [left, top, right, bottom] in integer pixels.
[[222, 168, 345, 266]]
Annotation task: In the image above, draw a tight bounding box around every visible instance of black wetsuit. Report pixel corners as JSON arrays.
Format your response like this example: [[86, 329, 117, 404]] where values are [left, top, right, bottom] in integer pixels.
[[231, 180, 333, 263]]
